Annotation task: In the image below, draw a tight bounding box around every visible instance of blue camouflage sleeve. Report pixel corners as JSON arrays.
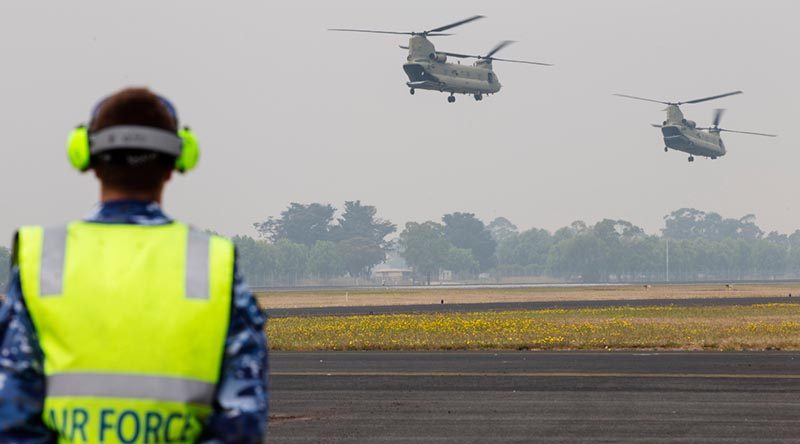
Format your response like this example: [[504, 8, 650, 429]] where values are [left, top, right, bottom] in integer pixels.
[[0, 267, 54, 444], [200, 253, 269, 444]]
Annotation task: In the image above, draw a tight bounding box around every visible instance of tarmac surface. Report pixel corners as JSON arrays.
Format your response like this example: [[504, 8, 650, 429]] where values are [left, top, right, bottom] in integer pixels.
[[266, 295, 799, 318], [268, 351, 800, 443]]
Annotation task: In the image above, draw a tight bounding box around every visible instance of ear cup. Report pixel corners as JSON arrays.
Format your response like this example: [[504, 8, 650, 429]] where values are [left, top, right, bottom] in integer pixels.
[[67, 126, 91, 171], [175, 127, 200, 173]]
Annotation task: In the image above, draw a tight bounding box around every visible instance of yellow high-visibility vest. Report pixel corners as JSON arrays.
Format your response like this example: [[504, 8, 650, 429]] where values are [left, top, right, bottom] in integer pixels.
[[16, 221, 234, 444]]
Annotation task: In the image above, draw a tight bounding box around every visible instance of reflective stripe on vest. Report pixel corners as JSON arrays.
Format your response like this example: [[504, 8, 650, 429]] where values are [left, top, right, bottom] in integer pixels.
[[40, 226, 67, 296], [16, 221, 234, 444], [47, 373, 215, 405], [185, 229, 210, 300]]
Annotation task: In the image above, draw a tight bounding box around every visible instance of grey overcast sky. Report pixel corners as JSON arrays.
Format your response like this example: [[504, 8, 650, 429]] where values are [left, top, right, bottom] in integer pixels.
[[1, 0, 798, 244]]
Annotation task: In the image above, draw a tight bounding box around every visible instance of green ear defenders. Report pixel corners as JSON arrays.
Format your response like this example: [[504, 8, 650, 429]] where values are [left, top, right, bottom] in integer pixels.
[[66, 94, 200, 173]]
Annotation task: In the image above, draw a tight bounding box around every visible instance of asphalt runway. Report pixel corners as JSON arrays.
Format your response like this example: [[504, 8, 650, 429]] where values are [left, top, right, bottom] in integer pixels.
[[267, 295, 800, 318], [268, 351, 800, 443]]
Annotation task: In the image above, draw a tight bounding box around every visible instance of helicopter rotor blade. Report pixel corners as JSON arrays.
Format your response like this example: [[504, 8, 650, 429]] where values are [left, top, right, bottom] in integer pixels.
[[485, 40, 515, 58], [328, 28, 413, 35], [712, 109, 724, 128], [437, 50, 475, 59], [428, 15, 485, 33], [718, 128, 777, 137], [680, 91, 742, 105], [613, 94, 671, 105], [433, 51, 552, 65], [651, 124, 664, 128], [490, 57, 552, 66]]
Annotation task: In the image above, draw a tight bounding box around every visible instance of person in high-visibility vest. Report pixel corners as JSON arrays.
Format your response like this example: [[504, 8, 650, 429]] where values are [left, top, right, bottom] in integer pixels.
[[0, 88, 268, 443]]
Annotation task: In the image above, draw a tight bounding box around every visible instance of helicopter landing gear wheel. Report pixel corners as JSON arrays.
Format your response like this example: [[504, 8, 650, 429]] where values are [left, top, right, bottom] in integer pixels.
[[474, 94, 483, 101], [688, 156, 695, 162], [664, 147, 668, 153], [447, 95, 456, 103], [409, 88, 415, 95]]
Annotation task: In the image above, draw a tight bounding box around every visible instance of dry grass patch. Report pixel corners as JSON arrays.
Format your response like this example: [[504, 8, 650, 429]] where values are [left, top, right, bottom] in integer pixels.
[[267, 303, 800, 351], [257, 284, 800, 309]]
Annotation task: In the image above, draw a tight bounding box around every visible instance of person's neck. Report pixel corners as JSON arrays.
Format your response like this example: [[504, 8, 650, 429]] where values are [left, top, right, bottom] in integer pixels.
[[100, 188, 163, 205]]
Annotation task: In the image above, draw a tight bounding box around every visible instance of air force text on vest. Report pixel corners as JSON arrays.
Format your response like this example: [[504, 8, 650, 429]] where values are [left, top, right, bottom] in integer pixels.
[[48, 407, 197, 443]]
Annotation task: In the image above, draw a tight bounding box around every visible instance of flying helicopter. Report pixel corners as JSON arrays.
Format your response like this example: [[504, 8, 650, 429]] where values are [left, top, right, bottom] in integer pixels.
[[614, 91, 777, 162], [329, 16, 552, 103]]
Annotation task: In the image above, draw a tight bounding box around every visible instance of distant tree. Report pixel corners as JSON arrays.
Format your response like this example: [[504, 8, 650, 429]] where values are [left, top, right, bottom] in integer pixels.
[[487, 217, 518, 242], [399, 222, 451, 285], [621, 235, 663, 280], [570, 221, 588, 235], [307, 240, 342, 279], [330, 200, 396, 248], [753, 240, 787, 278], [593, 219, 645, 243], [442, 212, 497, 271], [662, 208, 709, 240], [552, 221, 587, 244], [0, 246, 9, 289], [548, 233, 609, 282], [274, 239, 309, 283], [336, 237, 386, 279], [592, 219, 646, 276], [497, 228, 552, 276], [445, 247, 480, 277], [232, 235, 278, 286], [736, 214, 764, 240], [766, 231, 790, 248], [254, 202, 335, 245], [663, 208, 764, 241]]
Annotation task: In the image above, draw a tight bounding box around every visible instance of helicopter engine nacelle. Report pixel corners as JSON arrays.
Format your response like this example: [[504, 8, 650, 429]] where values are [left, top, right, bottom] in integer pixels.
[[682, 119, 696, 129], [429, 52, 447, 63]]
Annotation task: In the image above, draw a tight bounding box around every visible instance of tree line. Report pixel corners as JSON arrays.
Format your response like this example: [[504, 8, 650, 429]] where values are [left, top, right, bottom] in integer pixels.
[[497, 212, 799, 282], [234, 203, 800, 286], [2, 205, 799, 289], [236, 201, 499, 286]]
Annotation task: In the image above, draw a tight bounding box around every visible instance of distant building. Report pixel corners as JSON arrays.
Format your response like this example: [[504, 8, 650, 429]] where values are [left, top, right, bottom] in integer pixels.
[[372, 267, 413, 285]]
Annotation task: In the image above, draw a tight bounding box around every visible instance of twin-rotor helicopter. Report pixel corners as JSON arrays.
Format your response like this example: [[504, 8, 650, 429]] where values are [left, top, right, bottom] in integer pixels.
[[614, 91, 777, 162], [330, 15, 552, 103], [331, 16, 776, 163]]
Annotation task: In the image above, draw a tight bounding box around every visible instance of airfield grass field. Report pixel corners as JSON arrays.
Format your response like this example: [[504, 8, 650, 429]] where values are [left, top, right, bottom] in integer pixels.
[[267, 303, 800, 351], [261, 284, 800, 351], [256, 283, 799, 309]]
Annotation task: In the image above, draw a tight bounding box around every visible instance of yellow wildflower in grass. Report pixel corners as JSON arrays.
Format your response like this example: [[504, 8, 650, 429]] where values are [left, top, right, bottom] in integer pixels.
[[267, 303, 800, 351]]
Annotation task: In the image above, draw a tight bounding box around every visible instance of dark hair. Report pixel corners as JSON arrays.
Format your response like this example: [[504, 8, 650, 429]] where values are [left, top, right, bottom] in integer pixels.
[[90, 88, 177, 193]]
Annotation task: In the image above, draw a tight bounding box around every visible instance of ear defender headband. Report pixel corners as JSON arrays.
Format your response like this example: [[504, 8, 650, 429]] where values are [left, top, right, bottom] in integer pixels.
[[66, 95, 200, 173]]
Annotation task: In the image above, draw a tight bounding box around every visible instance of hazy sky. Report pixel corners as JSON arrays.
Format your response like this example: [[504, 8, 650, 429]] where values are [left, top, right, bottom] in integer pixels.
[[1, 1, 798, 244]]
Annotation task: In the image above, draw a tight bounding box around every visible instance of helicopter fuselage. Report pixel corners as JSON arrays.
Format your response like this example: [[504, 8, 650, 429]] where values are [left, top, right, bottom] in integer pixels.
[[662, 126, 726, 159], [660, 105, 726, 159], [615, 91, 774, 162], [403, 35, 501, 97], [403, 60, 501, 95]]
